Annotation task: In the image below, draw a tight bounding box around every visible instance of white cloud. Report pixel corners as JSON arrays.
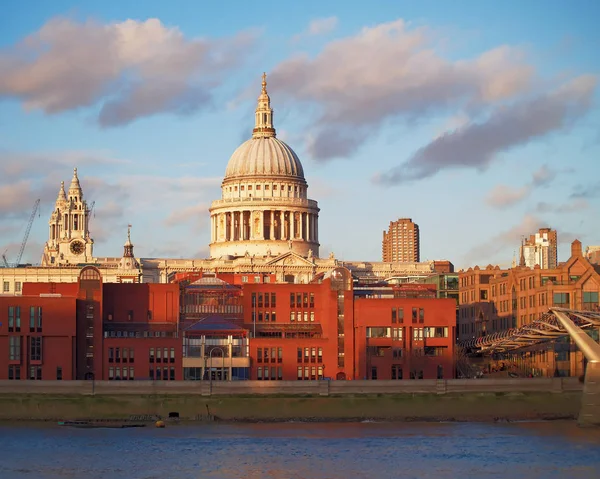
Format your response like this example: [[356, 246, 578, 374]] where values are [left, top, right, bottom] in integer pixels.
[[271, 19, 534, 160], [486, 185, 530, 208], [484, 164, 560, 209], [376, 76, 596, 185], [463, 214, 545, 265], [293, 16, 338, 42], [0, 17, 257, 126]]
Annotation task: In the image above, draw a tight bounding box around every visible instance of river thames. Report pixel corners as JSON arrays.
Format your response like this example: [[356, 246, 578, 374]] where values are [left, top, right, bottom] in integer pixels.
[[0, 421, 599, 478]]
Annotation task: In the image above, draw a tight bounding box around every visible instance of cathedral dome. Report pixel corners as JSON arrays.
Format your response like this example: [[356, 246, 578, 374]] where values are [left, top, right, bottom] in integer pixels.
[[223, 72, 305, 184], [224, 137, 305, 181]]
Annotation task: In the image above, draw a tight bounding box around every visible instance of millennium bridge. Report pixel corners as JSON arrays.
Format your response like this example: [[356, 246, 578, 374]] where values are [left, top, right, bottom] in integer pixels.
[[460, 308, 600, 426]]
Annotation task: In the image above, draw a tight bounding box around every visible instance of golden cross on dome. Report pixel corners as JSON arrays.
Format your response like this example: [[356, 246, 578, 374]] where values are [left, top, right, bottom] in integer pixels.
[[261, 72, 267, 93]]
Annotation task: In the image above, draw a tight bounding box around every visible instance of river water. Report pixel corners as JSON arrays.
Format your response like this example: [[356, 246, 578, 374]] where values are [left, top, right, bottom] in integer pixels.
[[0, 421, 599, 478]]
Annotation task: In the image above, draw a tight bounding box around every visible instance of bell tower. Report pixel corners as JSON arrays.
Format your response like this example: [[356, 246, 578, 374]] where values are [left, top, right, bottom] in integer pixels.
[[42, 168, 94, 266]]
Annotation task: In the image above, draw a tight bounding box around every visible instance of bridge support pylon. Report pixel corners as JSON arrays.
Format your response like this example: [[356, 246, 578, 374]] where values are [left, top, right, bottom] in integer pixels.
[[552, 309, 600, 427]]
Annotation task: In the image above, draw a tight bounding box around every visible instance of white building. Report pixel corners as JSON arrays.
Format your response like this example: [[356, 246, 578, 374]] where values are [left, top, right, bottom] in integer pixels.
[[0, 74, 451, 293], [520, 228, 558, 269]]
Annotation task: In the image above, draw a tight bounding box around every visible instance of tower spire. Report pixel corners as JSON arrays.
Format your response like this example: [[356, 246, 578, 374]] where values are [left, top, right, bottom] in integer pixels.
[[68, 167, 82, 199], [55, 181, 67, 206], [253, 72, 276, 139]]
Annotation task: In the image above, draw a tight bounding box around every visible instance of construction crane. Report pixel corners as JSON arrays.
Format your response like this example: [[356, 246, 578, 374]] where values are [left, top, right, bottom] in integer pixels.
[[1, 250, 8, 268], [6, 199, 41, 267]]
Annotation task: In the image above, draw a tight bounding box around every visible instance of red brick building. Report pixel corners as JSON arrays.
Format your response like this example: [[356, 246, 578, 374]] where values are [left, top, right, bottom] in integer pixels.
[[1, 266, 456, 381], [241, 267, 455, 381], [1, 267, 182, 381], [0, 294, 77, 380]]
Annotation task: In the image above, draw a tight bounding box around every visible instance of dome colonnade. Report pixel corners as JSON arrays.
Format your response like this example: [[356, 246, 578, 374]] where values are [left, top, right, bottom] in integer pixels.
[[209, 73, 320, 258]]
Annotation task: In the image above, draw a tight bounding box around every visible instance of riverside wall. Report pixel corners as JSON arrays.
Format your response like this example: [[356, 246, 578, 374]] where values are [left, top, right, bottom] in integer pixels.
[[0, 378, 584, 422]]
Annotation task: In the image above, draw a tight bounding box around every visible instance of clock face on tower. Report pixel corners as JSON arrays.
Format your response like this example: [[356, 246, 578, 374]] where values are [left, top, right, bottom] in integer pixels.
[[70, 240, 85, 256]]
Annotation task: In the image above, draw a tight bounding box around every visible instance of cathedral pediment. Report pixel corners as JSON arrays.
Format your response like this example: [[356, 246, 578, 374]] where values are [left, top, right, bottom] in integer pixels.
[[265, 251, 315, 267]]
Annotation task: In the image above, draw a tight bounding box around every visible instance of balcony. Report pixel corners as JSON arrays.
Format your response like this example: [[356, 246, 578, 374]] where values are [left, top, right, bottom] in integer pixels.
[[182, 357, 250, 368]]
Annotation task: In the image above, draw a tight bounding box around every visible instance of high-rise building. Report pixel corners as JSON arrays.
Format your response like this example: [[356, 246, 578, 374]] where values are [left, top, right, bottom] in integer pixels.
[[519, 228, 557, 269], [382, 218, 420, 262]]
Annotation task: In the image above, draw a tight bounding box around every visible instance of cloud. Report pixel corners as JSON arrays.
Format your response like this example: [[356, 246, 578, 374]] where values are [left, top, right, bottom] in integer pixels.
[[463, 214, 544, 265], [376, 75, 596, 185], [292, 17, 338, 42], [571, 181, 600, 199], [531, 164, 557, 187], [164, 204, 209, 230], [485, 164, 558, 208], [0, 17, 256, 126], [486, 184, 530, 208], [535, 199, 589, 213], [271, 19, 534, 160]]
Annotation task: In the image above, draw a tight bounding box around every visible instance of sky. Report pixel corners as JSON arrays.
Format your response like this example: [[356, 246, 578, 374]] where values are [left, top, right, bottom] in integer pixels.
[[0, 0, 599, 270]]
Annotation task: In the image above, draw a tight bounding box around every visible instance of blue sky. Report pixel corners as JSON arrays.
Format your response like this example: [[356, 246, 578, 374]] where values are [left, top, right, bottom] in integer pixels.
[[0, 0, 598, 269]]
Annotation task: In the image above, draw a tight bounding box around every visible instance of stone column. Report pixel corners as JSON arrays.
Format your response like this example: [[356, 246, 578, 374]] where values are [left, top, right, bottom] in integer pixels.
[[270, 210, 275, 240], [290, 211, 295, 240], [280, 210, 285, 240], [259, 210, 264, 240]]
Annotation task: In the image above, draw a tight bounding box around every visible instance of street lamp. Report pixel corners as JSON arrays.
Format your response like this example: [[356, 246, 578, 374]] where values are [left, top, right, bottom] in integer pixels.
[[208, 346, 225, 394]]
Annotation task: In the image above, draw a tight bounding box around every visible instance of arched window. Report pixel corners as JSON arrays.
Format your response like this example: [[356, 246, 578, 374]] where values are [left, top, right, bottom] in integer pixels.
[[80, 267, 101, 281]]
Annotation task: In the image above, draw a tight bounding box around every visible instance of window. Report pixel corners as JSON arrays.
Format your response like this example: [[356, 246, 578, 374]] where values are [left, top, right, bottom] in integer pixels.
[[29, 366, 42, 380], [391, 366, 403, 380], [412, 328, 424, 341], [311, 347, 316, 363], [318, 348, 323, 363], [412, 307, 418, 323], [258, 293, 263, 307], [122, 347, 128, 363], [303, 293, 308, 307], [170, 367, 175, 380], [130, 348, 135, 363], [371, 366, 378, 380], [163, 348, 169, 363], [366, 327, 391, 338], [115, 347, 121, 363], [8, 365, 20, 380], [170, 348, 175, 363], [129, 367, 134, 380], [309, 293, 314, 308], [9, 336, 21, 361], [29, 337, 42, 361], [583, 292, 599, 309], [290, 311, 295, 322], [297, 348, 302, 363], [424, 327, 449, 338], [290, 293, 295, 307], [392, 308, 397, 323], [297, 366, 302, 380], [149, 348, 155, 363], [3, 281, 9, 292], [278, 347, 283, 363], [296, 293, 302, 308], [553, 293, 570, 307], [271, 293, 276, 307], [419, 308, 424, 323], [257, 348, 263, 363], [392, 328, 403, 340], [108, 347, 114, 362], [15, 282, 21, 293]]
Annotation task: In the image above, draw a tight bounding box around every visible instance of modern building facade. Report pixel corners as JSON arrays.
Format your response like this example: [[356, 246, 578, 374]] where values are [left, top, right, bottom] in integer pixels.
[[1, 266, 456, 381], [382, 218, 420, 263], [519, 227, 558, 269], [458, 240, 600, 377]]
